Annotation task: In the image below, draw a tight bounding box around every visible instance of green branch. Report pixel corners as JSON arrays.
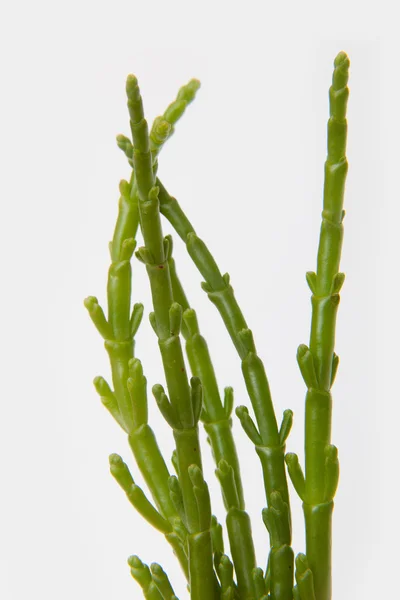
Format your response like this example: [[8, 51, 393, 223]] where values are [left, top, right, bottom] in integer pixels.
[[293, 51, 349, 600], [126, 74, 218, 600], [84, 183, 177, 523], [153, 178, 294, 596], [168, 255, 245, 510]]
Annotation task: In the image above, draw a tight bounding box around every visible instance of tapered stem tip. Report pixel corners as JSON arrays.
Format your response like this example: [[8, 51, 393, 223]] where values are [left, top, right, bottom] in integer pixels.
[[126, 73, 138, 90], [153, 118, 172, 140], [296, 343, 309, 360], [188, 463, 203, 486], [180, 79, 201, 102], [188, 78, 201, 91], [109, 453, 123, 466], [93, 376, 110, 395], [128, 357, 144, 378], [119, 179, 131, 196], [128, 555, 143, 569], [83, 296, 98, 310], [295, 552, 309, 574], [332, 51, 350, 91], [150, 562, 164, 577], [334, 51, 350, 69]]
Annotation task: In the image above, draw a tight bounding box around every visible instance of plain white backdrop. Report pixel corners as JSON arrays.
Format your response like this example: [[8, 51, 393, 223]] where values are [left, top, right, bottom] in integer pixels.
[[0, 1, 398, 599]]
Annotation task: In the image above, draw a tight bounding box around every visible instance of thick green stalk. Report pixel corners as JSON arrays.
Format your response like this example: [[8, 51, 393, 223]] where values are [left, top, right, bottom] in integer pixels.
[[117, 75, 294, 597], [84, 182, 176, 523], [118, 87, 247, 512], [169, 257, 259, 591], [156, 179, 290, 499], [169, 256, 245, 509], [291, 52, 349, 600], [127, 75, 218, 600], [155, 178, 294, 596]]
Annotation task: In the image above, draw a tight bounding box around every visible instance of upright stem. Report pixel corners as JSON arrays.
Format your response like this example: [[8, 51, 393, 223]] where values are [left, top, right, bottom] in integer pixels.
[[302, 52, 349, 600], [85, 177, 186, 572], [169, 257, 245, 510], [156, 178, 293, 598], [127, 75, 218, 600], [85, 179, 176, 521], [169, 257, 258, 590]]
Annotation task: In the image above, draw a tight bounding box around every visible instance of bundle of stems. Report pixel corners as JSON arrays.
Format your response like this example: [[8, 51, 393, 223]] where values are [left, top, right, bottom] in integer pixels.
[[85, 51, 349, 600]]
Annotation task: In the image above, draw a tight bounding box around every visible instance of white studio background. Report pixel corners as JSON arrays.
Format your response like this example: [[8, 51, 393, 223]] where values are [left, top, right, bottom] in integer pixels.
[[0, 1, 397, 599]]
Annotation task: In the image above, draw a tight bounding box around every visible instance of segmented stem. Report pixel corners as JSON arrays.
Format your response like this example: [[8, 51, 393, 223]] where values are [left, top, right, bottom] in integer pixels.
[[87, 54, 348, 600], [169, 237, 259, 595], [127, 76, 218, 600], [84, 181, 177, 524], [169, 257, 245, 509], [155, 178, 294, 596], [295, 52, 349, 600], [216, 460, 257, 599]]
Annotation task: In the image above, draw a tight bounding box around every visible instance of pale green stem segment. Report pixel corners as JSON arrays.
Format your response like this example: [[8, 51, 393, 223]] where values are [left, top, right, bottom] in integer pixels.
[[216, 460, 257, 600], [84, 180, 177, 528], [169, 253, 259, 588], [154, 178, 294, 596], [156, 178, 291, 498], [126, 75, 218, 600], [168, 256, 245, 510], [290, 52, 349, 600]]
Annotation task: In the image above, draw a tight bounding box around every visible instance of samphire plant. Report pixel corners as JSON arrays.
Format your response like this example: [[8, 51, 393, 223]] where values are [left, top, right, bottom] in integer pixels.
[[85, 51, 349, 600]]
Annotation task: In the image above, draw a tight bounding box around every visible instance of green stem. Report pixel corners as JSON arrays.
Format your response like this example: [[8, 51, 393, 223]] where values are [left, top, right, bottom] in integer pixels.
[[156, 179, 289, 490], [216, 460, 257, 600], [109, 453, 188, 574], [262, 492, 294, 600], [85, 181, 176, 525], [187, 466, 220, 600], [169, 255, 260, 593], [127, 75, 218, 600], [129, 556, 164, 600], [169, 257, 245, 510], [155, 178, 293, 596], [298, 52, 349, 600]]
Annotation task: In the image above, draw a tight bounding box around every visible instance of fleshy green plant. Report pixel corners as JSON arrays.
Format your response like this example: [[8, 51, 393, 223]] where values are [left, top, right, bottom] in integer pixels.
[[85, 51, 349, 600]]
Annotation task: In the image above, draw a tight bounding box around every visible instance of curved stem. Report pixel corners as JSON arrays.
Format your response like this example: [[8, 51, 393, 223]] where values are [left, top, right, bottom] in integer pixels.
[[155, 178, 294, 597], [85, 180, 176, 524], [169, 257, 245, 510]]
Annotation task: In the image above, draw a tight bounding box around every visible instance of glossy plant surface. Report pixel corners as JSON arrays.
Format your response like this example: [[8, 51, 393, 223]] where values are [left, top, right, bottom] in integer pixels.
[[85, 52, 349, 600]]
